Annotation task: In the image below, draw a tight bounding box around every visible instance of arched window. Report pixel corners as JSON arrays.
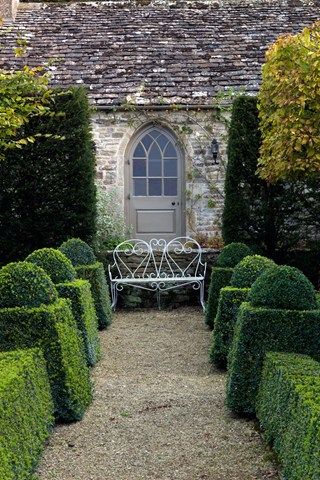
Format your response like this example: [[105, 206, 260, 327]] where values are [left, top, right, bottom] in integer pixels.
[[132, 127, 179, 197]]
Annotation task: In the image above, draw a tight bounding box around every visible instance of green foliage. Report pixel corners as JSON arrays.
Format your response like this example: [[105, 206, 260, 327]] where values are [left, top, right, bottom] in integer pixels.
[[0, 348, 54, 479], [215, 243, 252, 268], [60, 238, 97, 267], [205, 267, 233, 329], [0, 261, 57, 309], [0, 87, 96, 264], [76, 262, 112, 329], [231, 255, 276, 288], [248, 265, 317, 311], [210, 287, 249, 369], [257, 352, 320, 479], [26, 248, 76, 284], [95, 184, 131, 252], [222, 96, 266, 246], [226, 302, 320, 416], [258, 22, 320, 182], [0, 66, 52, 154], [0, 298, 92, 421], [57, 279, 101, 366]]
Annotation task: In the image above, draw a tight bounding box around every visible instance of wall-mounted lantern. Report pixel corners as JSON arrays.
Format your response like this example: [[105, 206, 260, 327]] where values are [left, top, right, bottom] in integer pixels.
[[210, 138, 219, 164]]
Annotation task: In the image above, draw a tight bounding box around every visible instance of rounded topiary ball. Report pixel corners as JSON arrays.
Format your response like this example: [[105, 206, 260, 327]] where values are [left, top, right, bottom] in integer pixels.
[[0, 262, 58, 309], [216, 243, 252, 268], [26, 248, 76, 284], [248, 265, 317, 311], [59, 238, 96, 267], [231, 255, 276, 288]]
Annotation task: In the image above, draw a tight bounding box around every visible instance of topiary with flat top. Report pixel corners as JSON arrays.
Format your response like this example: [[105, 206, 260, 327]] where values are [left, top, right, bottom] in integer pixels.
[[231, 255, 275, 289], [227, 265, 320, 416], [59, 238, 96, 267], [215, 243, 252, 268], [0, 261, 92, 421], [248, 265, 317, 311], [0, 262, 58, 309], [26, 248, 76, 284]]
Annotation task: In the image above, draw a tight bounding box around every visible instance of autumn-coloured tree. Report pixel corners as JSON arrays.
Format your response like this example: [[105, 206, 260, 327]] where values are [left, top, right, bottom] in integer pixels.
[[258, 22, 320, 182]]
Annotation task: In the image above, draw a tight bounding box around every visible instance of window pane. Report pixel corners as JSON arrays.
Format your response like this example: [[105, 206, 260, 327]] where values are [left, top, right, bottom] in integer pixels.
[[149, 158, 162, 176], [156, 134, 169, 150], [141, 134, 153, 151], [164, 178, 177, 196], [149, 178, 162, 196], [164, 141, 177, 158], [134, 178, 147, 196], [164, 158, 177, 177], [133, 158, 146, 177], [133, 142, 146, 158], [149, 142, 162, 160], [149, 129, 161, 139]]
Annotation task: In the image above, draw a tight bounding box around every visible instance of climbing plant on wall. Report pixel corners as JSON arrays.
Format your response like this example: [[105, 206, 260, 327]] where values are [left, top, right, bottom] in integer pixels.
[[258, 21, 320, 182]]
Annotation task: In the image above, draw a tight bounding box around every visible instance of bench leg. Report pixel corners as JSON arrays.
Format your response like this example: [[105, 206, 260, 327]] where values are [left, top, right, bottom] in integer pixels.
[[156, 289, 161, 310], [111, 283, 118, 311], [200, 280, 205, 311]]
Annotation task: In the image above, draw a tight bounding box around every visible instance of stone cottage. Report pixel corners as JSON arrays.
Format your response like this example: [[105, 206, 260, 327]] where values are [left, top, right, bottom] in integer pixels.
[[1, 0, 319, 241]]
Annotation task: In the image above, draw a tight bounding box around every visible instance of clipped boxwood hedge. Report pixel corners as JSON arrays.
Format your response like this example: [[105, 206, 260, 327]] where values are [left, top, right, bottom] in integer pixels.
[[60, 238, 97, 267], [210, 287, 249, 369], [0, 262, 92, 421], [257, 352, 320, 479], [205, 267, 233, 328], [57, 279, 101, 366], [226, 303, 320, 416], [215, 243, 252, 268], [230, 255, 275, 288], [26, 248, 76, 284], [26, 248, 101, 366], [0, 348, 54, 479], [76, 262, 112, 329]]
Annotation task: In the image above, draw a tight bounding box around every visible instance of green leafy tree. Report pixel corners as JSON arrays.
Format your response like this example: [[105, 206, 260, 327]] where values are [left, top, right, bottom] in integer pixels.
[[258, 22, 320, 182]]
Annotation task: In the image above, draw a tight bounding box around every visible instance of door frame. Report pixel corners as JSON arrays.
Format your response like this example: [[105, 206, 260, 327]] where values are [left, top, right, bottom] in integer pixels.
[[124, 122, 186, 238]]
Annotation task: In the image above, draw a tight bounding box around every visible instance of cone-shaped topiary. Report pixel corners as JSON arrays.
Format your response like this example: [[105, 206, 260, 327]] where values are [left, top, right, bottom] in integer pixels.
[[231, 255, 275, 289], [26, 248, 76, 284], [59, 238, 96, 267], [0, 262, 58, 309], [248, 265, 317, 311], [215, 243, 252, 268]]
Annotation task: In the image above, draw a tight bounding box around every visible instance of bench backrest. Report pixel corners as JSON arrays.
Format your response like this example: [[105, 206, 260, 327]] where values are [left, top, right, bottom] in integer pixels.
[[109, 237, 206, 280]]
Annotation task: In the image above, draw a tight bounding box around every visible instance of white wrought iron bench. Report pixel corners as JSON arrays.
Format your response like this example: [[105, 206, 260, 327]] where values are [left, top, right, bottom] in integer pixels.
[[108, 237, 207, 311]]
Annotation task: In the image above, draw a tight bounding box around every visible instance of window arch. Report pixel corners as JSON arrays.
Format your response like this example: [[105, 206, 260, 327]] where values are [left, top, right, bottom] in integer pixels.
[[131, 126, 179, 197]]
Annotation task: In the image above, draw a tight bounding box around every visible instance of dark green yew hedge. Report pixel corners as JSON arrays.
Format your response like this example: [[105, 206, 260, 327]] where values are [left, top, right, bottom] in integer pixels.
[[0, 348, 54, 479], [57, 280, 101, 366], [226, 303, 320, 416], [257, 352, 320, 480], [210, 287, 249, 369], [205, 267, 233, 328], [0, 298, 92, 421], [76, 262, 112, 329]]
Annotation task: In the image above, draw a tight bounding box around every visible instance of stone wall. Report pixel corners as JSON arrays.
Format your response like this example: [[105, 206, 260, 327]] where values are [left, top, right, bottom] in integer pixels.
[[92, 108, 227, 239]]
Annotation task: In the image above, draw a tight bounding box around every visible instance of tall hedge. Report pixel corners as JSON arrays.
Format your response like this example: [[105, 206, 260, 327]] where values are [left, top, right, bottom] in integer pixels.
[[0, 87, 96, 264], [0, 348, 54, 480], [222, 95, 320, 278]]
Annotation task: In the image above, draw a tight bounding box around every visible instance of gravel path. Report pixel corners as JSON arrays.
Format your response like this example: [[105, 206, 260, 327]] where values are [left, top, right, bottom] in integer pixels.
[[37, 308, 278, 480]]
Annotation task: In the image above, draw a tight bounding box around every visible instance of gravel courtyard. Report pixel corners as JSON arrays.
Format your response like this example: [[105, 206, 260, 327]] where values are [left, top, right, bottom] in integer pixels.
[[37, 308, 278, 480]]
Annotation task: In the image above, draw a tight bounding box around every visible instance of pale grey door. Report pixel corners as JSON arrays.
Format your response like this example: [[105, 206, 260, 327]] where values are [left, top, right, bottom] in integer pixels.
[[128, 127, 183, 242]]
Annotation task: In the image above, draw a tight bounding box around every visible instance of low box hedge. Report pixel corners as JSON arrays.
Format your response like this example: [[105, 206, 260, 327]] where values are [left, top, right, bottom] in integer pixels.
[[0, 299, 92, 421], [226, 303, 320, 416], [0, 348, 54, 479], [257, 352, 320, 479], [210, 287, 249, 369], [205, 267, 233, 328], [57, 279, 101, 366], [76, 262, 112, 329]]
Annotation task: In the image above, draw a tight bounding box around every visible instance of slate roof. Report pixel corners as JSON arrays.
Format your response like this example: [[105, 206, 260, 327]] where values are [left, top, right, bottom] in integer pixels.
[[1, 0, 320, 107]]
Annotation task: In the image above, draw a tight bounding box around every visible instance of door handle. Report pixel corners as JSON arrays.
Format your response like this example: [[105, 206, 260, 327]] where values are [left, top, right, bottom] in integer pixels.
[[172, 202, 175, 206]]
